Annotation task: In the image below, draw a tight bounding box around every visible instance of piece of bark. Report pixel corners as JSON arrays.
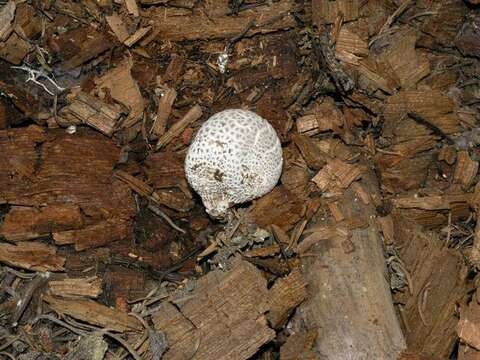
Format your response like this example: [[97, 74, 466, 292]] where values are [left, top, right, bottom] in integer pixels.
[[454, 151, 479, 189], [57, 91, 124, 136], [335, 28, 368, 58], [356, 56, 397, 94], [94, 57, 145, 128], [246, 185, 306, 232], [267, 269, 307, 328], [44, 294, 142, 332], [297, 169, 406, 359], [54, 26, 114, 70], [0, 241, 65, 272], [105, 12, 129, 42], [312, 158, 363, 192], [146, 0, 298, 41], [312, 0, 359, 25], [392, 211, 467, 357], [0, 127, 135, 253], [0, 1, 15, 41], [151, 88, 177, 138], [53, 220, 131, 251], [151, 259, 275, 359], [417, 0, 465, 49], [0, 204, 83, 241], [392, 193, 473, 211], [296, 97, 345, 136], [377, 29, 431, 89], [48, 276, 102, 298], [124, 0, 139, 17], [383, 90, 459, 138], [155, 104, 202, 150], [292, 133, 329, 170], [124, 26, 151, 47]]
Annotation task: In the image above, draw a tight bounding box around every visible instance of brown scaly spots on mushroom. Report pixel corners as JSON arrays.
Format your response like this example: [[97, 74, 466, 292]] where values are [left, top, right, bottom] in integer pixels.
[[184, 109, 283, 218]]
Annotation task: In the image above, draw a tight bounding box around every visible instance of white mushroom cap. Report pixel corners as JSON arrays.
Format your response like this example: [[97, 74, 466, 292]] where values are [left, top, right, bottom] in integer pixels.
[[185, 109, 283, 218]]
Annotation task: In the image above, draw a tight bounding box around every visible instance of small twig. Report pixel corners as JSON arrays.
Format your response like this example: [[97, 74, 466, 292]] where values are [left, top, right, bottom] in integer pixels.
[[378, 0, 415, 35], [147, 204, 186, 234]]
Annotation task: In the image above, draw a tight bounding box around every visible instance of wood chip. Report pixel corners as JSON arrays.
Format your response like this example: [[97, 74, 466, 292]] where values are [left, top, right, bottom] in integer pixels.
[[312, 158, 362, 192], [312, 0, 359, 25], [453, 151, 479, 189], [247, 185, 306, 232], [58, 91, 124, 136], [94, 57, 145, 128], [296, 98, 344, 136], [48, 276, 103, 298], [335, 28, 369, 58], [151, 259, 275, 359], [392, 193, 473, 210], [0, 204, 83, 241], [53, 221, 131, 251], [124, 26, 151, 47], [155, 104, 202, 150], [0, 241, 65, 272], [124, 0, 139, 17], [43, 294, 142, 332], [151, 88, 177, 137], [105, 12, 129, 42], [0, 1, 16, 41], [267, 269, 307, 328], [147, 0, 298, 41]]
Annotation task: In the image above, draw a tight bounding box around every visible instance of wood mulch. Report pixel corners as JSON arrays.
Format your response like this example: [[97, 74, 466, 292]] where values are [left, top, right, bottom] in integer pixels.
[[0, 0, 480, 359]]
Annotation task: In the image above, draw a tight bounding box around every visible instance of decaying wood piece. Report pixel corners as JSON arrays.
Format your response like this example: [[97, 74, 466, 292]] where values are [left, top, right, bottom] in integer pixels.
[[155, 104, 202, 150], [267, 269, 307, 328], [0, 204, 83, 241], [296, 98, 345, 136], [246, 185, 306, 232], [0, 1, 15, 41], [312, 0, 359, 25], [392, 212, 467, 357], [311, 158, 363, 192], [94, 57, 145, 128], [150, 259, 300, 359], [280, 329, 318, 360], [297, 169, 406, 359], [0, 126, 135, 254], [57, 91, 125, 137], [151, 88, 177, 138], [43, 294, 143, 332], [146, 0, 298, 41], [0, 242, 65, 272], [55, 26, 114, 70], [53, 220, 131, 251], [48, 276, 102, 298], [454, 151, 479, 189]]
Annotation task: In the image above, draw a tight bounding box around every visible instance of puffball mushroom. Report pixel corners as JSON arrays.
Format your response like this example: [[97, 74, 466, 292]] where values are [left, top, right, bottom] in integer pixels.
[[185, 109, 283, 218]]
